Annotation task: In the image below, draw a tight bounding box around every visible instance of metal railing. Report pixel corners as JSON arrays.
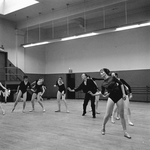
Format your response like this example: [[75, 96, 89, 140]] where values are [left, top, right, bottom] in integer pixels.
[[76, 86, 150, 102], [5, 67, 24, 81]]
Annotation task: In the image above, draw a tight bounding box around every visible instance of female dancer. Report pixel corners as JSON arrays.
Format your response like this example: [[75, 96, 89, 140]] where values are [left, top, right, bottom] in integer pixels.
[[89, 68, 131, 139], [111, 73, 134, 126], [12, 75, 31, 113], [54, 77, 69, 113], [0, 82, 7, 114], [30, 78, 46, 112]]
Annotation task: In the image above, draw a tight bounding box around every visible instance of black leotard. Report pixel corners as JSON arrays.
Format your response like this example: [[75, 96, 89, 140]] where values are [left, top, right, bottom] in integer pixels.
[[33, 80, 44, 94], [101, 76, 123, 103], [56, 82, 66, 94], [19, 81, 31, 94]]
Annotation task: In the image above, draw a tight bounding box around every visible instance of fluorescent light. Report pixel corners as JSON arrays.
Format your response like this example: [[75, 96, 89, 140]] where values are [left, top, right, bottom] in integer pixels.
[[115, 24, 139, 31], [139, 22, 150, 27], [23, 41, 49, 48], [22, 21, 150, 47], [22, 39, 61, 48], [115, 22, 150, 31], [61, 32, 99, 41]]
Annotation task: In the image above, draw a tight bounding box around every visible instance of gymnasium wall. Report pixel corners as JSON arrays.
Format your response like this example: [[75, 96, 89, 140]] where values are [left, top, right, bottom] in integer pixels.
[[44, 26, 150, 74], [0, 18, 25, 71], [25, 26, 150, 102], [24, 45, 46, 74], [40, 69, 150, 102]]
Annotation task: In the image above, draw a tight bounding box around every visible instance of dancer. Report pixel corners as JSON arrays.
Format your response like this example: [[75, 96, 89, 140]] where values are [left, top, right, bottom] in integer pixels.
[[68, 73, 98, 118], [111, 73, 134, 126], [54, 77, 69, 113], [88, 68, 131, 139], [0, 82, 7, 114], [12, 75, 31, 113], [30, 78, 46, 112], [87, 75, 103, 114]]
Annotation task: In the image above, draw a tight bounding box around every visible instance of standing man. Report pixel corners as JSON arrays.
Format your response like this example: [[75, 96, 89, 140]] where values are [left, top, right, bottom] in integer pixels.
[[68, 73, 98, 118]]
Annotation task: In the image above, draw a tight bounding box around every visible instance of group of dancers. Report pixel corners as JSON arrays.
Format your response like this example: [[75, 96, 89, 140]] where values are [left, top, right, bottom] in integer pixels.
[[0, 67, 133, 139], [11, 76, 46, 113], [55, 68, 133, 139]]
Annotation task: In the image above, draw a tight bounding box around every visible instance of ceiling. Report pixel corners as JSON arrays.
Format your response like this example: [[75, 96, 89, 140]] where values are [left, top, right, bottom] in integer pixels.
[[0, 0, 150, 32], [0, 0, 149, 23]]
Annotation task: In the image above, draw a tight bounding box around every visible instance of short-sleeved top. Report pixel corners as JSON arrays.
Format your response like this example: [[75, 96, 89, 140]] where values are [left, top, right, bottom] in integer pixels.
[[101, 76, 122, 95], [19, 81, 31, 94], [75, 78, 98, 94], [56, 81, 66, 94]]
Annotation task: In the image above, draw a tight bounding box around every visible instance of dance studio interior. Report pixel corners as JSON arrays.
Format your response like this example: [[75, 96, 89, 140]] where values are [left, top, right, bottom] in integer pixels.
[[0, 0, 150, 149]]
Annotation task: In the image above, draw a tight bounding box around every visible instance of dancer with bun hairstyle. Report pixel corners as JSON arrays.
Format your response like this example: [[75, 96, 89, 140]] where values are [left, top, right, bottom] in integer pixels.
[[88, 68, 131, 139]]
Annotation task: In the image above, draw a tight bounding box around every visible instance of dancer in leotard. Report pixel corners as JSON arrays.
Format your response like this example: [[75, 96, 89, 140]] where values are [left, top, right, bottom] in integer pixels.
[[30, 78, 46, 112], [54, 77, 69, 113], [12, 75, 31, 113], [88, 68, 131, 139], [111, 73, 134, 126]]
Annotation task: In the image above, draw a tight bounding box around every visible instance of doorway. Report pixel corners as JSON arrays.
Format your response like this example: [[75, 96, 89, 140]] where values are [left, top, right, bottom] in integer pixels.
[[66, 74, 75, 99]]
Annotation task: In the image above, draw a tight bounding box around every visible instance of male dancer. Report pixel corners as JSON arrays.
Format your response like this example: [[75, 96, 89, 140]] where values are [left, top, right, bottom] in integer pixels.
[[68, 73, 98, 118]]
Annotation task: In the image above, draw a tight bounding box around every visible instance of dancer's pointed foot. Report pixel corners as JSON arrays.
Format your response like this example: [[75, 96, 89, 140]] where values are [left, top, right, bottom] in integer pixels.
[[124, 132, 131, 139], [116, 116, 120, 120], [29, 109, 35, 112], [55, 110, 61, 112], [101, 128, 105, 135], [128, 122, 134, 126], [2, 110, 5, 115], [111, 116, 115, 124]]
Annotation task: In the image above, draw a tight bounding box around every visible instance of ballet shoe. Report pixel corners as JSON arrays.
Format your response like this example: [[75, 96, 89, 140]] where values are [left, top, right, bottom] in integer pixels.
[[66, 110, 69, 113], [101, 129, 105, 135], [111, 117, 115, 124], [43, 109, 46, 112], [116, 117, 120, 120], [96, 111, 100, 114], [29, 109, 34, 112], [124, 132, 131, 139], [111, 120, 115, 124], [55, 110, 61, 112], [93, 116, 96, 118], [2, 111, 5, 115], [128, 122, 134, 126]]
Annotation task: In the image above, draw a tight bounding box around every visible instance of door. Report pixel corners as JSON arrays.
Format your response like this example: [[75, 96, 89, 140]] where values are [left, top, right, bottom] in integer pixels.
[[66, 74, 75, 99]]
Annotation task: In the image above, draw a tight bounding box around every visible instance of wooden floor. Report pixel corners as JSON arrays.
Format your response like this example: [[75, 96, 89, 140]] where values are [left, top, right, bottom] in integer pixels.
[[0, 99, 149, 150]]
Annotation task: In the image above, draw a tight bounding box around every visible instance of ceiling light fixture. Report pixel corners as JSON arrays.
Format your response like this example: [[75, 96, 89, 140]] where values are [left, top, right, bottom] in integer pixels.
[[115, 21, 150, 31], [61, 32, 99, 41], [22, 21, 150, 48]]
